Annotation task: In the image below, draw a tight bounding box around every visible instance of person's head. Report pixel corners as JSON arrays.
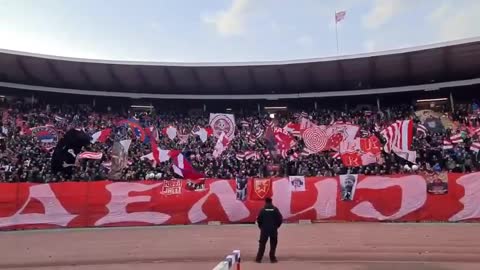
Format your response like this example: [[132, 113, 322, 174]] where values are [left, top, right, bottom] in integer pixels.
[[265, 197, 272, 205]]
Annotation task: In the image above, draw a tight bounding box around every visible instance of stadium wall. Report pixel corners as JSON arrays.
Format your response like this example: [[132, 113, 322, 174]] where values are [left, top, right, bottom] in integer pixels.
[[1, 173, 479, 230]]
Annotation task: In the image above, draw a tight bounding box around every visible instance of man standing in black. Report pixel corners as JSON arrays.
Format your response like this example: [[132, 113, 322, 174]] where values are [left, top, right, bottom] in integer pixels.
[[255, 197, 283, 263]]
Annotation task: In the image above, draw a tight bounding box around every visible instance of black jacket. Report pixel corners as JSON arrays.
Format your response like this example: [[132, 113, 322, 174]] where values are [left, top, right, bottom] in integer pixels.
[[257, 204, 283, 232]]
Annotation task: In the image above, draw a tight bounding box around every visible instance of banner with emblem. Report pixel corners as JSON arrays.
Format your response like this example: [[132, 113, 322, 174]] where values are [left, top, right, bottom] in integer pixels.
[[339, 174, 358, 201], [209, 113, 236, 139], [250, 178, 272, 200], [288, 176, 306, 192], [423, 171, 448, 195], [185, 179, 208, 192], [161, 180, 182, 195]]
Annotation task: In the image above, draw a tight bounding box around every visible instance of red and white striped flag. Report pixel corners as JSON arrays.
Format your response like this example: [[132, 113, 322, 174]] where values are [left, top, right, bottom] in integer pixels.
[[380, 120, 416, 163], [450, 133, 464, 144], [213, 132, 231, 158], [335, 11, 346, 23], [417, 124, 428, 137], [443, 140, 453, 150], [471, 142, 480, 153], [78, 152, 103, 160], [284, 122, 301, 137], [330, 152, 341, 159], [300, 117, 316, 130], [301, 147, 316, 156]]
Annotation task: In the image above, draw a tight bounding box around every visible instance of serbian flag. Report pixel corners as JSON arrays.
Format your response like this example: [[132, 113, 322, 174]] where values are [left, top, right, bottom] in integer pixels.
[[117, 119, 146, 142], [170, 150, 204, 179], [91, 128, 112, 143]]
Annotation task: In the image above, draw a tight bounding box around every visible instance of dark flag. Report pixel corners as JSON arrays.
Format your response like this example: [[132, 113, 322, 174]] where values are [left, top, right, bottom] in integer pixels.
[[51, 129, 91, 176]]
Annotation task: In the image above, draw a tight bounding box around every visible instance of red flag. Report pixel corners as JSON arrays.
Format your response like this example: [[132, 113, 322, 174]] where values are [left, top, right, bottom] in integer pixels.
[[150, 127, 160, 166], [250, 178, 273, 200], [91, 128, 112, 143]]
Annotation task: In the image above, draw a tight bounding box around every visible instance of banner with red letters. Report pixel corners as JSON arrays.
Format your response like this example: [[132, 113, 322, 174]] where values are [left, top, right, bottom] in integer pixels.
[[1, 173, 480, 230]]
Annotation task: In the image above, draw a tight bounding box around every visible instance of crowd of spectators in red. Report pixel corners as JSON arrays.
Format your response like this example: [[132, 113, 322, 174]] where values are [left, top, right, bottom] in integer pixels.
[[0, 98, 479, 183]]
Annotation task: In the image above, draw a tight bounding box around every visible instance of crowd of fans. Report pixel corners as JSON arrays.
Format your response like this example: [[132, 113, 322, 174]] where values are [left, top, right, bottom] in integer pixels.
[[0, 98, 479, 183]]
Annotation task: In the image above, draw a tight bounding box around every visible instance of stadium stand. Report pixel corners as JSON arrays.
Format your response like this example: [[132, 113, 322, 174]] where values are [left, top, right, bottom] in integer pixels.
[[0, 38, 480, 183]]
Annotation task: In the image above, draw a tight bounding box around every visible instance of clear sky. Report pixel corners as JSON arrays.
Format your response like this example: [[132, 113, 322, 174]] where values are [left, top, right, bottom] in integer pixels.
[[1, 0, 479, 62]]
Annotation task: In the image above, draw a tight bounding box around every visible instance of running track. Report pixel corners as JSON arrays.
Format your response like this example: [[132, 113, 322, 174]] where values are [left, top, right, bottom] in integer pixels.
[[1, 223, 479, 270]]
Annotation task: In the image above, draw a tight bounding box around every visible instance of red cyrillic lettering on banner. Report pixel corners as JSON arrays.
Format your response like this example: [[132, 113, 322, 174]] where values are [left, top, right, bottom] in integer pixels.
[[95, 182, 170, 226], [188, 180, 250, 223], [273, 178, 336, 220], [0, 184, 76, 228], [350, 175, 427, 220], [449, 172, 480, 221]]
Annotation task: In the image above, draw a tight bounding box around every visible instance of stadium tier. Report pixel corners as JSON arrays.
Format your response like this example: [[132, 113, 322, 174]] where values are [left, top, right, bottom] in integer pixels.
[[1, 39, 480, 230]]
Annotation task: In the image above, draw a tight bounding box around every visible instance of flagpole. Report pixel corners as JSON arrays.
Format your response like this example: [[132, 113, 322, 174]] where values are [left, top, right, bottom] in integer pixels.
[[335, 11, 339, 55]]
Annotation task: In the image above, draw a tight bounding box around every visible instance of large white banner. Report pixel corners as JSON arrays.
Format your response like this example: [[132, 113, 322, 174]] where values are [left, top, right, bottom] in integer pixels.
[[209, 113, 236, 139]]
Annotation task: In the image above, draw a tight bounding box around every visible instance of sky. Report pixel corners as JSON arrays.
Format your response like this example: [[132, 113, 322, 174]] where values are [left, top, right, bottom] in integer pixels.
[[1, 0, 480, 63]]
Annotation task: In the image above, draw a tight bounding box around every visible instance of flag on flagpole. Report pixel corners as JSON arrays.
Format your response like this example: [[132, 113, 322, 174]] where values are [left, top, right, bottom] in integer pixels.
[[335, 11, 346, 23]]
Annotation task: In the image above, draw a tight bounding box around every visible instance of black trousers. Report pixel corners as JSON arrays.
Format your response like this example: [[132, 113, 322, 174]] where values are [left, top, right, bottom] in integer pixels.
[[256, 230, 278, 261]]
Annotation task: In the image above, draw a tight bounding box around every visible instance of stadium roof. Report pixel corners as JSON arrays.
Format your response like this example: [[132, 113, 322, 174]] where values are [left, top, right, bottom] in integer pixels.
[[1, 37, 480, 100]]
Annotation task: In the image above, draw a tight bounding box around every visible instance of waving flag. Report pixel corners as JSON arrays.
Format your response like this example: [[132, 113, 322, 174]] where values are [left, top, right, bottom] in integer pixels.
[[213, 132, 231, 158], [91, 128, 112, 143], [192, 126, 213, 143], [335, 11, 346, 22], [381, 120, 416, 163], [117, 119, 146, 142], [140, 148, 171, 163], [78, 152, 103, 160], [450, 132, 466, 144], [471, 142, 480, 153], [339, 136, 382, 166], [443, 140, 453, 150], [170, 150, 204, 179], [163, 125, 177, 140]]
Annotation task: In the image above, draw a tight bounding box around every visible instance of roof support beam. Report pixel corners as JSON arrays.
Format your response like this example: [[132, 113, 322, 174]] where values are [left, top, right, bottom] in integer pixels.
[[164, 68, 177, 91], [442, 47, 451, 81], [136, 68, 151, 92], [306, 65, 316, 91], [277, 68, 288, 93], [46, 61, 66, 88], [16, 57, 36, 84], [79, 64, 96, 89], [368, 57, 376, 88], [191, 68, 203, 93], [248, 68, 257, 92], [220, 67, 232, 92], [336, 61, 344, 91], [107, 65, 124, 90], [405, 54, 413, 85]]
